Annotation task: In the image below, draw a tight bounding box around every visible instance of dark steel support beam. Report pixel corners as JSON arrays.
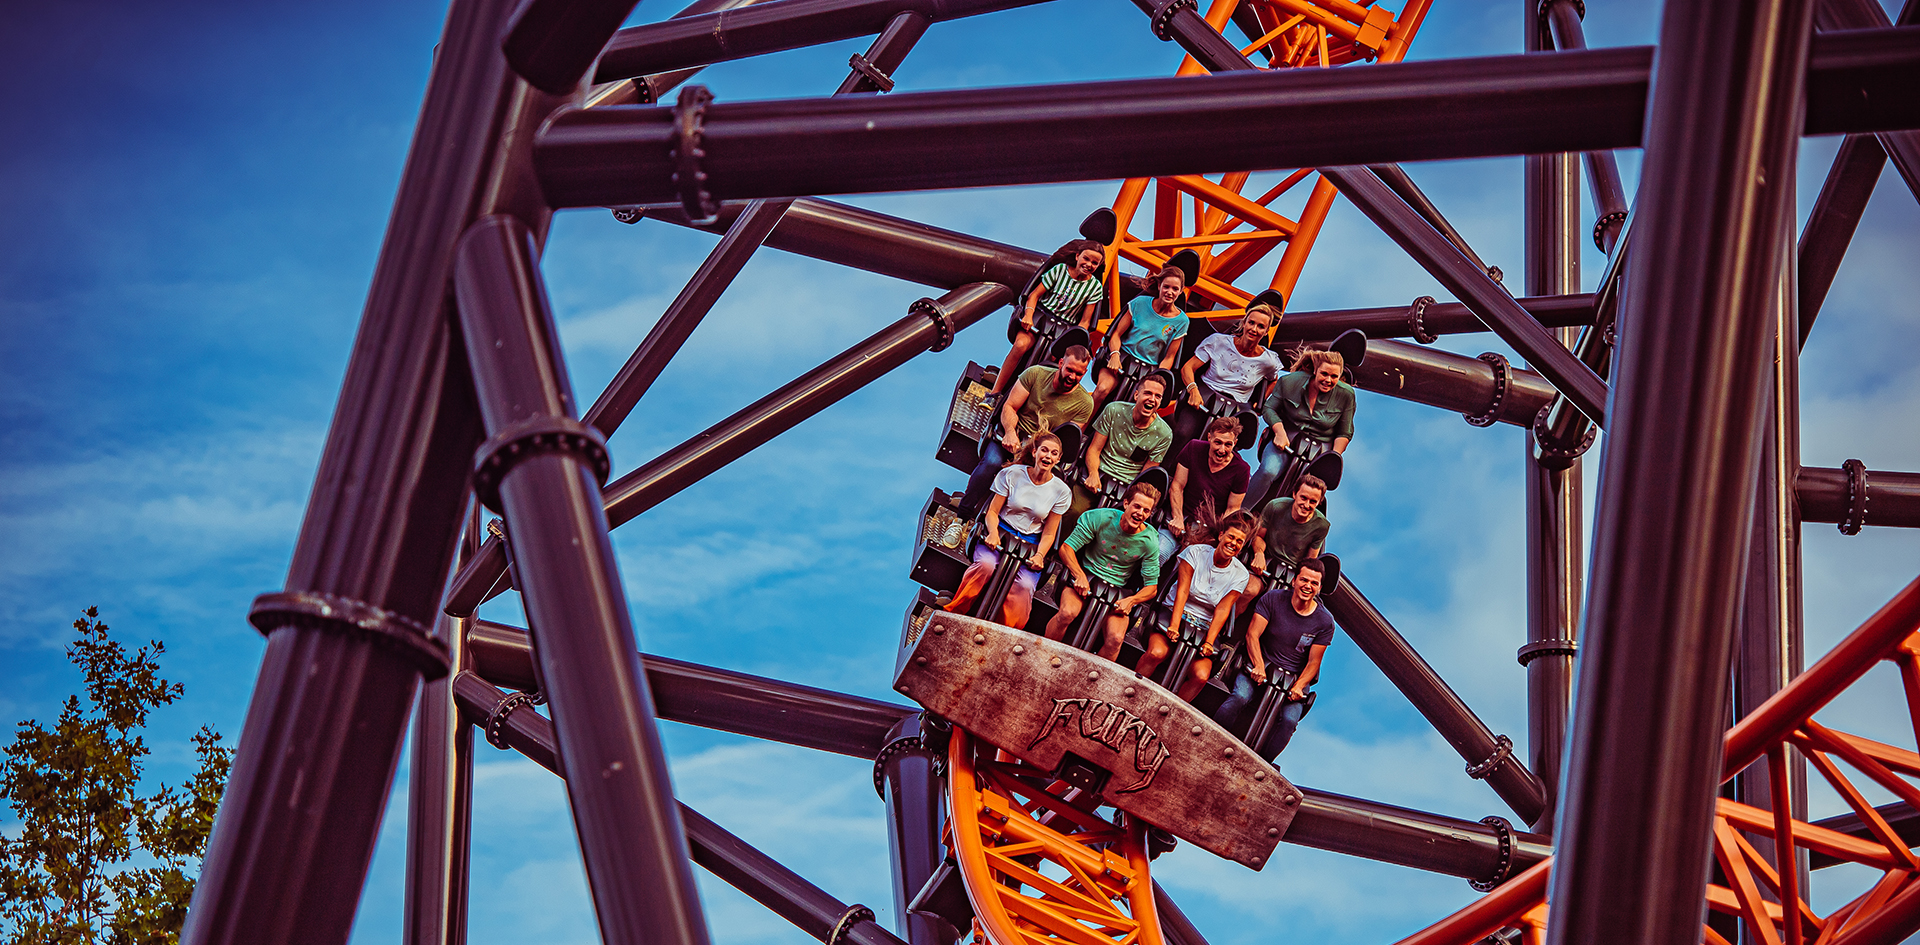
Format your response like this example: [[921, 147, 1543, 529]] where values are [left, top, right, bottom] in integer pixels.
[[466, 619, 912, 756], [1541, 0, 1631, 253], [448, 281, 1013, 609], [180, 0, 562, 937], [1733, 224, 1809, 929], [585, 14, 931, 436], [1324, 576, 1551, 825], [1151, 883, 1211, 945], [1276, 293, 1595, 341], [534, 29, 1920, 208], [1520, 57, 1583, 833], [1820, 0, 1920, 203], [452, 215, 711, 945], [450, 676, 907, 945], [1797, 134, 1886, 345], [1121, 0, 1259, 74], [879, 715, 947, 945], [1809, 802, 1920, 868], [586, 0, 782, 109], [602, 282, 1011, 525], [1547, 0, 1815, 939], [404, 609, 476, 945], [1323, 164, 1610, 427], [1796, 465, 1920, 527], [1369, 163, 1502, 281], [594, 0, 1049, 83], [504, 0, 644, 94]]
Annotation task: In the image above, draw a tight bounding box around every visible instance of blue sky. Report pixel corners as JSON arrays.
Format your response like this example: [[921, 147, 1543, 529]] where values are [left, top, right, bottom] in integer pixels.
[[3, 1, 1917, 944]]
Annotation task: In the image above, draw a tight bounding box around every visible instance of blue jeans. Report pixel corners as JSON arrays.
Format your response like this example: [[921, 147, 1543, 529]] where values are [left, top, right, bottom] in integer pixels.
[[1214, 672, 1307, 761], [1246, 440, 1295, 510], [960, 439, 1013, 517]]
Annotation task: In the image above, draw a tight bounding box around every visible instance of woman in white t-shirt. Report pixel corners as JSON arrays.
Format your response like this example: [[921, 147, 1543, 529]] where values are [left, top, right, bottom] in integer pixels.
[[942, 432, 1073, 631], [1135, 511, 1254, 702], [1171, 304, 1285, 455]]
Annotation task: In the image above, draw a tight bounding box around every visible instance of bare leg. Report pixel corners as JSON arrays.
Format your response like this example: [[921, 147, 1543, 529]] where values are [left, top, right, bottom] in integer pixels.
[[1000, 574, 1037, 630], [1044, 586, 1085, 641], [1097, 613, 1131, 661], [1134, 632, 1171, 679], [1176, 657, 1213, 703], [992, 332, 1036, 395], [1240, 575, 1264, 612], [1091, 367, 1119, 412]]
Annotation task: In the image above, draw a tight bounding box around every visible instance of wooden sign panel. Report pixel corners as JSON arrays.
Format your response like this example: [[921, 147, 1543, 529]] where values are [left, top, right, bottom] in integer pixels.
[[893, 611, 1300, 868]]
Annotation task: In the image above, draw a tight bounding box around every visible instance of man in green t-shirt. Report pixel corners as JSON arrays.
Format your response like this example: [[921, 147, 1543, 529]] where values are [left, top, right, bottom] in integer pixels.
[[960, 346, 1094, 516], [1248, 475, 1330, 601], [1083, 373, 1173, 492], [1045, 481, 1162, 661]]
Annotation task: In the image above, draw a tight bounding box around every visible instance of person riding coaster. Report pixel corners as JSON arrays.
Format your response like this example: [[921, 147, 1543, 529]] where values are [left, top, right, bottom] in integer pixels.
[[940, 430, 1075, 631], [1243, 474, 1331, 604], [1214, 556, 1340, 763], [1134, 510, 1256, 703], [1247, 332, 1365, 510], [1044, 481, 1161, 662], [1090, 265, 1188, 412], [989, 208, 1118, 396], [959, 340, 1094, 519], [1169, 293, 1287, 459], [1160, 414, 1250, 569], [1069, 371, 1175, 537]]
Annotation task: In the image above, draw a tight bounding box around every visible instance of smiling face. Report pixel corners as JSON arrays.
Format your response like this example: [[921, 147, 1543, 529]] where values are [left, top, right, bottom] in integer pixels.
[[1156, 273, 1185, 307], [1133, 377, 1165, 415], [1313, 360, 1342, 394], [1292, 565, 1322, 605], [1215, 525, 1249, 560], [1239, 309, 1273, 345], [1122, 492, 1155, 529], [1070, 249, 1103, 278], [1291, 484, 1323, 520]]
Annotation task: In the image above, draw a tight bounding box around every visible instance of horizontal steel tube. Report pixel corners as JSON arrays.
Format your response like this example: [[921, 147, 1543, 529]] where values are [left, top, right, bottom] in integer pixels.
[[1796, 465, 1920, 527], [451, 675, 907, 945], [595, 0, 1050, 82], [1808, 801, 1918, 869], [1325, 576, 1550, 824], [536, 29, 1920, 208], [1289, 787, 1553, 880], [1349, 338, 1559, 427], [468, 620, 913, 757], [603, 282, 1011, 525], [648, 199, 1045, 289], [1276, 294, 1593, 341]]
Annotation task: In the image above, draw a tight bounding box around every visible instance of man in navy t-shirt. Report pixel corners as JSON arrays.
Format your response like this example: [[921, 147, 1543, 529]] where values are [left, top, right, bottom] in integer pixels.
[[1213, 557, 1336, 761]]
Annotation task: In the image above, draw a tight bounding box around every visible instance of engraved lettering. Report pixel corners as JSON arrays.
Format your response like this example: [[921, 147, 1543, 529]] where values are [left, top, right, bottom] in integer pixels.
[[1028, 696, 1170, 794], [1079, 701, 1115, 738], [1031, 698, 1090, 749], [1119, 730, 1170, 794]]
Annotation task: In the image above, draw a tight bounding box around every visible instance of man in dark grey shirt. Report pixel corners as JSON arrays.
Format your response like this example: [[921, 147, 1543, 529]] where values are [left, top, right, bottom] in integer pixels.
[[1213, 557, 1337, 761]]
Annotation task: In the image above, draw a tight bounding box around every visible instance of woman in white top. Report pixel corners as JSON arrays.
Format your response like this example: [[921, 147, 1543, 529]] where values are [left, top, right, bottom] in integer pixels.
[[1171, 304, 1285, 455], [1135, 511, 1255, 702], [942, 432, 1072, 631]]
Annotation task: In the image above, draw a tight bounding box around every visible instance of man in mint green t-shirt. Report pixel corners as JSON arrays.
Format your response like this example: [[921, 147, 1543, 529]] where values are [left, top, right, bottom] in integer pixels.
[[1045, 481, 1162, 661], [1084, 373, 1173, 492]]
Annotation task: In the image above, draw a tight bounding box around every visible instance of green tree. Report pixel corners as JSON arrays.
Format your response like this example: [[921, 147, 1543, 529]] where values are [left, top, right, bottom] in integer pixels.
[[0, 609, 232, 945]]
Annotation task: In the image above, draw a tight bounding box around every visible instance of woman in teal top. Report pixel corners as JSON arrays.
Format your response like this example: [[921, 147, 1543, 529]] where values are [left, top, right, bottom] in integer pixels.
[[1091, 265, 1188, 411]]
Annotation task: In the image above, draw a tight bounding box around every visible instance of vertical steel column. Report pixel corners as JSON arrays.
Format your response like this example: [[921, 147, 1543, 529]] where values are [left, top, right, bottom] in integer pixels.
[[404, 605, 476, 945], [1520, 0, 1584, 837], [1731, 222, 1808, 937], [1546, 0, 1814, 939], [878, 715, 948, 945], [1541, 0, 1630, 253], [452, 215, 711, 945], [180, 0, 566, 939]]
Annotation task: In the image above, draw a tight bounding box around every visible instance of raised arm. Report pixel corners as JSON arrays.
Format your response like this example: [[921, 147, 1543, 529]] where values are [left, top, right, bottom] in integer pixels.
[[1165, 559, 1197, 637], [1179, 354, 1207, 409], [999, 380, 1031, 452], [1167, 463, 1190, 534]]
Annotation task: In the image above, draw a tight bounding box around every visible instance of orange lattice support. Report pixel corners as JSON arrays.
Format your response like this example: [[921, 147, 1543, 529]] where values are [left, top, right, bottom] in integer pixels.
[[1104, 0, 1433, 324], [1392, 574, 1920, 945], [946, 728, 1164, 945]]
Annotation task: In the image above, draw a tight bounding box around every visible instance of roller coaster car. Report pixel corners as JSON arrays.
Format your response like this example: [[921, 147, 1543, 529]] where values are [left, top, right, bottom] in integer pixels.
[[1124, 603, 1242, 715], [894, 613, 1302, 868], [909, 489, 974, 592]]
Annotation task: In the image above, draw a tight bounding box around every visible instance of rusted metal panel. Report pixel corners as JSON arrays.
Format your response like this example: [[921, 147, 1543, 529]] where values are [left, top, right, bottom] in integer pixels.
[[893, 612, 1299, 868]]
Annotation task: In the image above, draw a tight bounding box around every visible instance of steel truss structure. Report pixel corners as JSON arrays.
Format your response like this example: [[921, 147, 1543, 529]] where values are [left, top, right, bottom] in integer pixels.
[[176, 0, 1920, 941]]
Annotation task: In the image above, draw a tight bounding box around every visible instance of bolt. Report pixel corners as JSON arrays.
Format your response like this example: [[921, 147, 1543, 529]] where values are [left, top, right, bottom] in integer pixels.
[[1050, 657, 1062, 667], [1283, 794, 1298, 805], [973, 633, 987, 644], [1190, 725, 1202, 736], [1012, 644, 1025, 655], [915, 657, 928, 666], [1254, 771, 1266, 781], [1221, 746, 1233, 757], [1087, 671, 1098, 681], [1267, 827, 1280, 837], [1157, 705, 1170, 715], [1123, 686, 1136, 697], [933, 625, 945, 634]]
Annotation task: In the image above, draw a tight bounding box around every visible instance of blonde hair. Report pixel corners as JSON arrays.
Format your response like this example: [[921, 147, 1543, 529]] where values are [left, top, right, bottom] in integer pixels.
[[1290, 348, 1346, 375]]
